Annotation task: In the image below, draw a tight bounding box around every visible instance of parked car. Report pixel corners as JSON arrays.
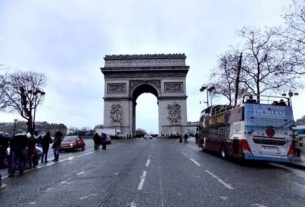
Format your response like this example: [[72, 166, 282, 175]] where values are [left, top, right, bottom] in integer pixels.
[[144, 134, 153, 139], [60, 135, 85, 152]]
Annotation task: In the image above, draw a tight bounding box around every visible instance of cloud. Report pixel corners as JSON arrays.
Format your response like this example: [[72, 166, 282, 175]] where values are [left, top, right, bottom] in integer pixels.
[[1, 0, 304, 131]]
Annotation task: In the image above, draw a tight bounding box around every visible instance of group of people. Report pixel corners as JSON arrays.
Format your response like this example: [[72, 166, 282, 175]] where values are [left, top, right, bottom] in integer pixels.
[[93, 133, 107, 150], [179, 133, 189, 143], [0, 130, 63, 179]]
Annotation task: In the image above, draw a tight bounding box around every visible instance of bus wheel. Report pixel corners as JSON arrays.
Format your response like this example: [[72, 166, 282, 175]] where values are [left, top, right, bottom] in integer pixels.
[[220, 146, 227, 159]]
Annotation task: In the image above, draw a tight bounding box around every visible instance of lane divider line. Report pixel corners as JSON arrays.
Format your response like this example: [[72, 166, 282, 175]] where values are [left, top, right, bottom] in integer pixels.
[[77, 171, 86, 176], [146, 159, 151, 167], [205, 170, 234, 190], [137, 170, 147, 190], [190, 158, 201, 167], [130, 201, 137, 207], [182, 152, 188, 158]]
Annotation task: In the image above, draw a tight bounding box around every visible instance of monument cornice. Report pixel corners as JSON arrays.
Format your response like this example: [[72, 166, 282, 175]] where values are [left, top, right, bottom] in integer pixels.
[[101, 66, 189, 74], [104, 53, 186, 60]]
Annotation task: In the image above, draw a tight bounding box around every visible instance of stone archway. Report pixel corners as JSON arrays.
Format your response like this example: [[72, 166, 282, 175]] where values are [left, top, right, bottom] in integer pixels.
[[101, 54, 189, 137]]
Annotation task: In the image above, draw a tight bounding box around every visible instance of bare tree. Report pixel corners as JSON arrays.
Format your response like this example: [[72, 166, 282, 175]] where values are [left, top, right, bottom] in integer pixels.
[[0, 69, 8, 111], [209, 49, 248, 106], [3, 71, 46, 134], [281, 0, 305, 74], [238, 27, 301, 102]]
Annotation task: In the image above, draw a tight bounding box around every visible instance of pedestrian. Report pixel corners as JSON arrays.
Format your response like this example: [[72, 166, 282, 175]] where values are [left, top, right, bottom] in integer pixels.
[[0, 133, 10, 188], [28, 132, 38, 169], [101, 133, 107, 150], [184, 133, 189, 143], [52, 131, 63, 162], [195, 133, 199, 144], [41, 132, 52, 163], [9, 134, 28, 177], [179, 133, 182, 143], [93, 133, 100, 150]]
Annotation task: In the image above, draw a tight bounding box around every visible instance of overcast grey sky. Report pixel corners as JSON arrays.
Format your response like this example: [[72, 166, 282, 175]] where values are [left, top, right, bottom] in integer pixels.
[[1, 0, 304, 132]]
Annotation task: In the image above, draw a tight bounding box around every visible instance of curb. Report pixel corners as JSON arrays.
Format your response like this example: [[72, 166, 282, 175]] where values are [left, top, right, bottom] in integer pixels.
[[284, 162, 305, 170]]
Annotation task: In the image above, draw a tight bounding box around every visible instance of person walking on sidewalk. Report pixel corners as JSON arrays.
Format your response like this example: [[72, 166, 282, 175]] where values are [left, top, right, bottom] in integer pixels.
[[41, 132, 52, 163], [9, 134, 28, 177], [52, 131, 63, 162], [27, 133, 38, 169]]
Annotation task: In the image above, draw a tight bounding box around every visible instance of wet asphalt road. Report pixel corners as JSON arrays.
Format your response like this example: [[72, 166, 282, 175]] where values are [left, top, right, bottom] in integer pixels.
[[1, 138, 305, 207]]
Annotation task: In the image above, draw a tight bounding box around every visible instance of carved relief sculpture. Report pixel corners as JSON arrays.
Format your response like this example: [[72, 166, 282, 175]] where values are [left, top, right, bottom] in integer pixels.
[[107, 83, 126, 94], [110, 104, 122, 123], [164, 82, 183, 93], [167, 103, 181, 124]]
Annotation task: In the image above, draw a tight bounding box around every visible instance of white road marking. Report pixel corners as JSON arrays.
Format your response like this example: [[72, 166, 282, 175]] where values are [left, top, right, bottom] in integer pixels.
[[220, 196, 228, 200], [45, 187, 55, 192], [60, 180, 68, 184], [80, 196, 89, 200], [130, 201, 137, 207], [137, 170, 147, 190], [190, 158, 201, 167], [29, 202, 36, 205], [182, 152, 188, 158], [46, 162, 55, 166], [77, 171, 86, 176], [1, 150, 95, 180], [251, 203, 267, 207], [205, 170, 234, 190], [146, 159, 151, 167]]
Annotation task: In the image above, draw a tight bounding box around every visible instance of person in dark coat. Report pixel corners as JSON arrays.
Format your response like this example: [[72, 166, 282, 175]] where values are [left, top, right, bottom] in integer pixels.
[[195, 133, 199, 144], [41, 132, 52, 163], [0, 133, 10, 187], [184, 133, 189, 143], [0, 133, 10, 170], [93, 133, 100, 150], [9, 134, 28, 177], [101, 133, 107, 150], [27, 133, 38, 169], [52, 131, 63, 162]]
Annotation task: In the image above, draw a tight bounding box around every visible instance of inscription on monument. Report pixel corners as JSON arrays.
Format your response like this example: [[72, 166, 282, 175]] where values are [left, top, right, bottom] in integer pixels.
[[107, 83, 126, 94], [167, 103, 181, 124], [164, 82, 183, 93]]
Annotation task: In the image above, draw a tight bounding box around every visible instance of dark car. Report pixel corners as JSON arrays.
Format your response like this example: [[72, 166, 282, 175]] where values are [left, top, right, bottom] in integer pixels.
[[60, 135, 85, 152]]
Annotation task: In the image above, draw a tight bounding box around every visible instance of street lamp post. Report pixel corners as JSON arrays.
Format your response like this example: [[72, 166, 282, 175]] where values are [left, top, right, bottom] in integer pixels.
[[13, 119, 17, 135], [282, 89, 299, 107], [200, 85, 216, 108], [20, 87, 45, 135], [32, 89, 45, 134]]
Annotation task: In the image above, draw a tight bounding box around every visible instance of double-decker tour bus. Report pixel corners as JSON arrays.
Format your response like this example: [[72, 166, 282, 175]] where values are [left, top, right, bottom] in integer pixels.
[[197, 95, 295, 162]]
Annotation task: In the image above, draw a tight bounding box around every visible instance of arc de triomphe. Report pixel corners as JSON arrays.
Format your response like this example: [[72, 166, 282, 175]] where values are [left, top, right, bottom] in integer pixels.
[[100, 54, 189, 136]]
